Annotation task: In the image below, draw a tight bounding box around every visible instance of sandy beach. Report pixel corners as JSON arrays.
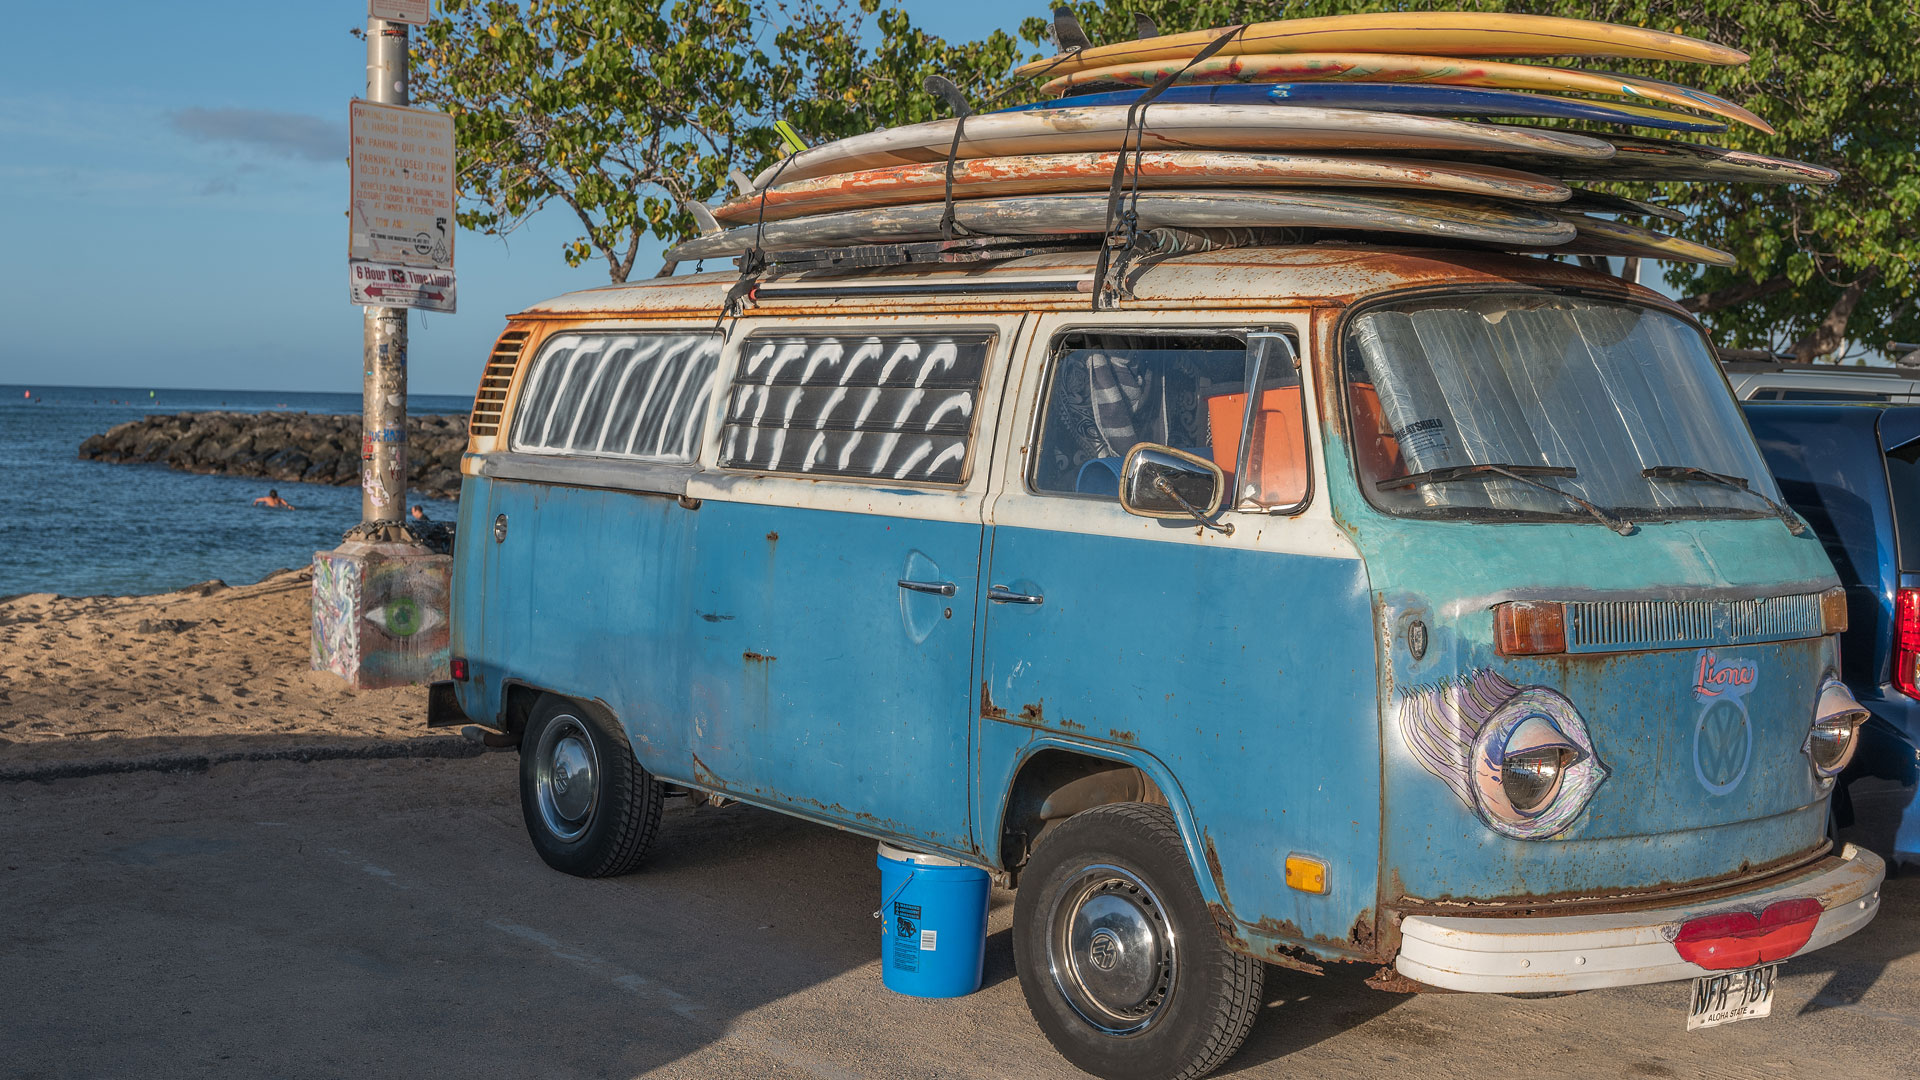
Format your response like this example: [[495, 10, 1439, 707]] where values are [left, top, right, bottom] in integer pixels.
[[0, 568, 443, 768]]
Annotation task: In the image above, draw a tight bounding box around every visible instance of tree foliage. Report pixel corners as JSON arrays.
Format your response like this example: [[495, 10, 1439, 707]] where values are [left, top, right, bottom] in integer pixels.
[[417, 0, 1917, 357], [413, 0, 1017, 282], [1025, 2, 1920, 359]]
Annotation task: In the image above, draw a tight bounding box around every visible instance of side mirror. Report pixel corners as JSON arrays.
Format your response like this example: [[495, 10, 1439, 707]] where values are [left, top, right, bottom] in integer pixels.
[[1119, 444, 1227, 521]]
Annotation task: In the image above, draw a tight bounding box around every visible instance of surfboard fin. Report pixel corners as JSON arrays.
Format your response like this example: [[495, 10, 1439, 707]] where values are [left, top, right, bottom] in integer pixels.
[[922, 75, 973, 118], [728, 169, 754, 197], [682, 199, 722, 237], [1133, 12, 1159, 38], [1052, 7, 1092, 51]]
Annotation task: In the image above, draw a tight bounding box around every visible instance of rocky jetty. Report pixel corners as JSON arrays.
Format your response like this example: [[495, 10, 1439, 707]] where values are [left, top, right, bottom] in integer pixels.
[[78, 412, 468, 499]]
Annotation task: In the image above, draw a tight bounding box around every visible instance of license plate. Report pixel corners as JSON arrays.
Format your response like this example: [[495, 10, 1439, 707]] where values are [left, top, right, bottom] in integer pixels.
[[1687, 964, 1778, 1030]]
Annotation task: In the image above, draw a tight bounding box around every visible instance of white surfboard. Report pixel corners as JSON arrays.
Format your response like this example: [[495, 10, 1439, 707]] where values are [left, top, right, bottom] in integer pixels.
[[668, 188, 1577, 262], [750, 104, 1615, 190]]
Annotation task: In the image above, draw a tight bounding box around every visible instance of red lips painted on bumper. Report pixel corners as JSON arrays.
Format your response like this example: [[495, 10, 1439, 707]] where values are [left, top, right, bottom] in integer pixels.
[[1672, 897, 1825, 970]]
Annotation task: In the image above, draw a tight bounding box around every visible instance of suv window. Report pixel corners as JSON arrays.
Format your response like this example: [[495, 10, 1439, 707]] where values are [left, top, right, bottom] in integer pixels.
[[511, 332, 722, 462], [1031, 331, 1307, 509], [1887, 438, 1920, 571], [718, 331, 992, 484]]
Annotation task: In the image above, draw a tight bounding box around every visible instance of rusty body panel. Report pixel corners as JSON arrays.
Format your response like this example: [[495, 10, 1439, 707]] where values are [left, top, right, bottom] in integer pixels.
[[711, 151, 1571, 225], [512, 247, 1673, 324]]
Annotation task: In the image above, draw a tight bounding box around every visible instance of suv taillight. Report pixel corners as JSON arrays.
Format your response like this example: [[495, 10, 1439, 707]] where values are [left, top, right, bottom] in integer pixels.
[[1896, 588, 1920, 699]]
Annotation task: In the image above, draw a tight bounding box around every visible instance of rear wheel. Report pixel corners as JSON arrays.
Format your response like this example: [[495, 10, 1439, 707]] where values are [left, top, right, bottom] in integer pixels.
[[1013, 803, 1264, 1080], [518, 694, 662, 877]]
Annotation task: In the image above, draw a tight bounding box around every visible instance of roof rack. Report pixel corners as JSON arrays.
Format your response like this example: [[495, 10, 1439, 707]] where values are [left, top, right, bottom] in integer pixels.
[[756, 232, 1101, 274]]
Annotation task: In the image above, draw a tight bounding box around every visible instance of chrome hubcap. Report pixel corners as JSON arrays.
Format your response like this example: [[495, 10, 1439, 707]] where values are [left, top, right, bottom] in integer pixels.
[[1048, 865, 1177, 1035], [534, 715, 599, 842]]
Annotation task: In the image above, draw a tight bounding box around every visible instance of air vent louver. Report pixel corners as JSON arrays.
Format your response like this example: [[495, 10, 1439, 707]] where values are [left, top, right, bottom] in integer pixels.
[[469, 328, 530, 437]]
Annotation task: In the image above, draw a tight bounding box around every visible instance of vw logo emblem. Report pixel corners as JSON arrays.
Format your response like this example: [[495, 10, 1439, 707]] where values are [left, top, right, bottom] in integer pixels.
[[1088, 929, 1120, 971], [1693, 699, 1752, 796]]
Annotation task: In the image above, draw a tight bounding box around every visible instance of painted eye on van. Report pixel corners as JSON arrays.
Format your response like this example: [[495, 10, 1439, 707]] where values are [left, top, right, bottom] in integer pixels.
[[1473, 711, 1591, 827], [1399, 671, 1611, 841]]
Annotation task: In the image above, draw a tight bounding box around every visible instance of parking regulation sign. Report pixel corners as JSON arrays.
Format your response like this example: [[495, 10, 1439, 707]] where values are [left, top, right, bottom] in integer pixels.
[[369, 1, 430, 25], [349, 100, 455, 311]]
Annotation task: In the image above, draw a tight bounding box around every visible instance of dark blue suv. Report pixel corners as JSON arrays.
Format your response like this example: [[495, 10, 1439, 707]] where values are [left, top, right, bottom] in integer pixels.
[[1744, 402, 1920, 864]]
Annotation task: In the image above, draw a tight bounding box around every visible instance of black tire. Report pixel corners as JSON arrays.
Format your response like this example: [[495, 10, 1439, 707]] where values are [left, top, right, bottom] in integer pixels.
[[1013, 803, 1264, 1080], [518, 694, 663, 877]]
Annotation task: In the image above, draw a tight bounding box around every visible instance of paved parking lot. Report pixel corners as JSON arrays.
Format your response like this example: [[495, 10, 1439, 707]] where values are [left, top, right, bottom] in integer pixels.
[[3, 753, 1917, 1079]]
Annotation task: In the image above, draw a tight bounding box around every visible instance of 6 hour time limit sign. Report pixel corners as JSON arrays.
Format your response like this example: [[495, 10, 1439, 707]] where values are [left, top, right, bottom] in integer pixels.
[[348, 100, 456, 312]]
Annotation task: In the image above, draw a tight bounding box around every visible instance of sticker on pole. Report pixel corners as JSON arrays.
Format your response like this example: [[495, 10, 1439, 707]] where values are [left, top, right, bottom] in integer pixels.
[[369, 2, 430, 26], [349, 99, 456, 311]]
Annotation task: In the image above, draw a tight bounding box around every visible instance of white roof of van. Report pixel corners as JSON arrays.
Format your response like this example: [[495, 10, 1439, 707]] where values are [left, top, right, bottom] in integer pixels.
[[515, 245, 1670, 319]]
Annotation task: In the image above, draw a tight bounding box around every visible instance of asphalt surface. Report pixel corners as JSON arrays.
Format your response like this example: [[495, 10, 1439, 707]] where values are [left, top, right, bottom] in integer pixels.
[[3, 753, 1917, 1079]]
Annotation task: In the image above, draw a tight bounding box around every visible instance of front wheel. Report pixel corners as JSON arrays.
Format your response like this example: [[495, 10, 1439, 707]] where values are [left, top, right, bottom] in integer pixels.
[[1013, 803, 1264, 1080], [518, 694, 663, 877]]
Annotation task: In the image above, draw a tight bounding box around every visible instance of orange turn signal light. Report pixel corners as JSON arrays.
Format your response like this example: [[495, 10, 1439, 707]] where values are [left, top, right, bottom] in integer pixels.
[[1285, 853, 1328, 894], [1494, 601, 1567, 656], [1820, 586, 1849, 635]]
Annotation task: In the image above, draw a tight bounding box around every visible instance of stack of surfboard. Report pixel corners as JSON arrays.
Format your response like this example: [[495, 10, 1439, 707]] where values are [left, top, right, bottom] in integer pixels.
[[668, 11, 1835, 268]]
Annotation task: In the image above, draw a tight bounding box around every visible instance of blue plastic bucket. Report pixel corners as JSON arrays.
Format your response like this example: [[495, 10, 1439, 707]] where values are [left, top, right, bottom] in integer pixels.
[[875, 842, 990, 998]]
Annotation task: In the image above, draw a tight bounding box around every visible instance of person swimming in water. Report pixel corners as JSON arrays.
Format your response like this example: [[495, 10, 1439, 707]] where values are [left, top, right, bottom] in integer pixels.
[[253, 489, 294, 509]]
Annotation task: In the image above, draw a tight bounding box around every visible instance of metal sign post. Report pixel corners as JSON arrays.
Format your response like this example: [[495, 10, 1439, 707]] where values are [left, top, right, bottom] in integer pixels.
[[353, 15, 420, 536], [314, 4, 456, 689]]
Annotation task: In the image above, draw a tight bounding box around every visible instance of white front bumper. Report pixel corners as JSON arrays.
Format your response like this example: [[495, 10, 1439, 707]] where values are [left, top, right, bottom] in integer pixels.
[[1395, 843, 1885, 993]]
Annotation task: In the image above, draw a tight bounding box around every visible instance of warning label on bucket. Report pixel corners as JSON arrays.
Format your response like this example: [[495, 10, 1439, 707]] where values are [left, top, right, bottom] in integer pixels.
[[893, 901, 923, 971]]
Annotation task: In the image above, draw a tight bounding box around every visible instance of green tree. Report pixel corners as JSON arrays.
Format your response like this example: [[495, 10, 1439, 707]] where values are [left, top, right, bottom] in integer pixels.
[[413, 0, 1018, 282], [1022, 2, 1920, 360]]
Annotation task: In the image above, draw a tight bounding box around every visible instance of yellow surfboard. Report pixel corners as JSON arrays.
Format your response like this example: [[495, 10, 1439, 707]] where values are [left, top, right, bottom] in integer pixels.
[[1037, 52, 1772, 134], [1015, 13, 1748, 80]]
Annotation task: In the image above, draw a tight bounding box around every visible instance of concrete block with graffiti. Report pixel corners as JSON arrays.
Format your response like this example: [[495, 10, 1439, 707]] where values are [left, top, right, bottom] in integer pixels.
[[311, 542, 451, 689]]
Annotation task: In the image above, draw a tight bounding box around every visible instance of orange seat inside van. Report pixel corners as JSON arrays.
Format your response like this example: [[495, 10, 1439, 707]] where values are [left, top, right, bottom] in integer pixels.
[[1206, 388, 1307, 506]]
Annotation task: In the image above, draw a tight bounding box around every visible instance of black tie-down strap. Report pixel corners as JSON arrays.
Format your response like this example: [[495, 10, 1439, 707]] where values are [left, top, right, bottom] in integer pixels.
[[1092, 25, 1248, 310], [924, 76, 976, 242], [721, 150, 800, 320]]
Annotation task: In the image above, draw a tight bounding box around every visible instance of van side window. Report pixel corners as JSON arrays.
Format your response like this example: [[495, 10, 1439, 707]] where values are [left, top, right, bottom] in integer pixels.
[[511, 332, 721, 462], [1032, 332, 1308, 509], [718, 332, 992, 484]]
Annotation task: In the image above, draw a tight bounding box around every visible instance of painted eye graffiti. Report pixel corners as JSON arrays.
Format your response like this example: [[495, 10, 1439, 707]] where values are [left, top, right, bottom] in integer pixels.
[[363, 595, 446, 638], [1400, 670, 1610, 840], [359, 563, 450, 643]]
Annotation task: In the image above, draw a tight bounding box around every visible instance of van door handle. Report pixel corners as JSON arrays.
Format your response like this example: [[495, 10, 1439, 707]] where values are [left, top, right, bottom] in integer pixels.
[[987, 585, 1043, 605], [898, 579, 957, 597]]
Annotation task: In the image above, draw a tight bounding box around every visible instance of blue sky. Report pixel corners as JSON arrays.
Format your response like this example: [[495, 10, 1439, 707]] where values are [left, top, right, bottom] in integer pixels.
[[0, 1, 1037, 397]]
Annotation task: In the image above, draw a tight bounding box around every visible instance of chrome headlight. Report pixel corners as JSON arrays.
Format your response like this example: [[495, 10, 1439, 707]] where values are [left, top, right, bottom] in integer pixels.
[[1806, 678, 1868, 778], [1400, 670, 1610, 841]]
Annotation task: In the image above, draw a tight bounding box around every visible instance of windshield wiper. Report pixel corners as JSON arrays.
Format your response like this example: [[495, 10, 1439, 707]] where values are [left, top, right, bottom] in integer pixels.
[[1642, 465, 1809, 535], [1379, 462, 1637, 536]]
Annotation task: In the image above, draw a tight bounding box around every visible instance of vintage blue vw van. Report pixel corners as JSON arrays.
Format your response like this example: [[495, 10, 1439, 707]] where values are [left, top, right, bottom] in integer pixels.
[[437, 248, 1884, 1080]]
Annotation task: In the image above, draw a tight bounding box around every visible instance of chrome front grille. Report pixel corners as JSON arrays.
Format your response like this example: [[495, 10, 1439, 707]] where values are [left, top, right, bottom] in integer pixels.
[[1564, 593, 1824, 653]]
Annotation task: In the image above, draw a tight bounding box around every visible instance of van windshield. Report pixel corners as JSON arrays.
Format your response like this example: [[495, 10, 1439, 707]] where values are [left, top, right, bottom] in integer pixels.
[[1345, 292, 1782, 523]]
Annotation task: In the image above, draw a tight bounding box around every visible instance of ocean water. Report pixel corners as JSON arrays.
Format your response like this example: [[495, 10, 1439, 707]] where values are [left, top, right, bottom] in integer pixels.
[[0, 385, 469, 597]]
